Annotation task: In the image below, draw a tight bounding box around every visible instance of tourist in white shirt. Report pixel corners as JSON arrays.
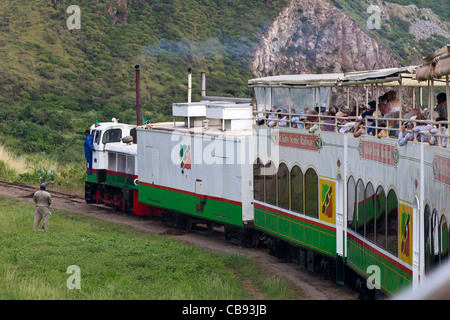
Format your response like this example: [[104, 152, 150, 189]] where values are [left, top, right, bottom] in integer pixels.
[[413, 115, 432, 142], [267, 106, 279, 127], [429, 117, 448, 147]]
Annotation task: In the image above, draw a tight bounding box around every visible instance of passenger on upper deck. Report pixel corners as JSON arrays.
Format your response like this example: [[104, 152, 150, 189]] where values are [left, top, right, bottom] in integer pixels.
[[357, 101, 376, 122], [338, 111, 357, 134], [402, 108, 421, 120], [353, 118, 367, 138], [413, 115, 432, 142], [378, 93, 389, 116], [398, 124, 414, 147], [385, 90, 401, 115], [435, 93, 447, 120], [267, 106, 279, 127], [378, 111, 400, 139], [321, 107, 337, 132], [305, 110, 319, 133], [278, 109, 289, 127], [336, 111, 348, 131], [293, 108, 308, 128], [291, 108, 300, 128], [429, 117, 448, 147]]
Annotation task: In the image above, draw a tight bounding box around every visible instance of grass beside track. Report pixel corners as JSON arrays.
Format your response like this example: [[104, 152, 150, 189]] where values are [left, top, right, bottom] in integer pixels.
[[0, 196, 305, 300]]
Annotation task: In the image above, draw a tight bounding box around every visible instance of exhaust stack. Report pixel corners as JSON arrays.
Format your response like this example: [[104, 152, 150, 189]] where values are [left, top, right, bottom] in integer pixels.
[[188, 68, 192, 103], [135, 65, 142, 126], [201, 72, 206, 99]]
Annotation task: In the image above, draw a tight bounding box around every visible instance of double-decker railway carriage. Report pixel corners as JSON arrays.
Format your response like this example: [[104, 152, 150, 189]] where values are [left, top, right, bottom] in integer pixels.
[[249, 46, 450, 297]]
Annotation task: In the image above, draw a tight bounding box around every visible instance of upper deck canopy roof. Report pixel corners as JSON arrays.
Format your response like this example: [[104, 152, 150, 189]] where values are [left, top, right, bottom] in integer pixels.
[[248, 73, 344, 87], [249, 56, 449, 88]]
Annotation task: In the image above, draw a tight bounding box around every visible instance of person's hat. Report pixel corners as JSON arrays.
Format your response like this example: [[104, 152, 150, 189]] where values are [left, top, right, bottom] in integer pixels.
[[368, 101, 376, 109], [40, 183, 46, 190]]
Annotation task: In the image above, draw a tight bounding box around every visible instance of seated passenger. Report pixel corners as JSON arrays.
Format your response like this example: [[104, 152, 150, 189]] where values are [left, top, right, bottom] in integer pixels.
[[278, 109, 289, 127], [353, 118, 367, 138], [402, 108, 421, 120], [385, 90, 401, 114], [305, 110, 319, 133], [336, 111, 348, 131], [267, 106, 279, 127], [435, 93, 447, 120], [413, 115, 432, 142], [378, 111, 400, 138], [378, 93, 389, 116], [357, 101, 376, 121], [358, 101, 379, 135], [291, 108, 301, 128], [294, 108, 309, 129], [321, 107, 337, 132], [429, 117, 448, 147], [398, 123, 414, 147], [338, 116, 357, 134]]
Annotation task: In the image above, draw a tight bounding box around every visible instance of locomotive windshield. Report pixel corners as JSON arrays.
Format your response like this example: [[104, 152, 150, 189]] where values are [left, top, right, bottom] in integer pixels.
[[102, 129, 122, 144], [94, 130, 101, 145]]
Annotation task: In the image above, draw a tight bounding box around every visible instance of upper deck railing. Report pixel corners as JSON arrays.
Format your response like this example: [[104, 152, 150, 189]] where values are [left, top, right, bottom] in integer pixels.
[[249, 45, 450, 150], [253, 110, 449, 149]]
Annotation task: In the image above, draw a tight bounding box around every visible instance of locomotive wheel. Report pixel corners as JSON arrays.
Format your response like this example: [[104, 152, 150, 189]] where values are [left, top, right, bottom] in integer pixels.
[[243, 230, 259, 248], [113, 195, 120, 211], [96, 196, 103, 205]]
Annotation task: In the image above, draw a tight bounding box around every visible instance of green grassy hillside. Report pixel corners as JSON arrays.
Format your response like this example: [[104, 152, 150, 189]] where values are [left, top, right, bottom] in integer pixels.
[[0, 0, 288, 164]]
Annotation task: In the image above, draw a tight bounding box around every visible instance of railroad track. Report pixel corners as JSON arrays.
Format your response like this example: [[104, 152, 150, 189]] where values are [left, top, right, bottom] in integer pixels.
[[0, 180, 86, 203]]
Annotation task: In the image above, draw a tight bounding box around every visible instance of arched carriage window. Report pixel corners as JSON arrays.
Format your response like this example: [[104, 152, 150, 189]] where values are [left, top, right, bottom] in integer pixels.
[[290, 166, 304, 214], [264, 161, 277, 206], [431, 209, 439, 266], [387, 189, 398, 257], [375, 186, 386, 250], [253, 158, 264, 202], [439, 214, 448, 261], [424, 204, 432, 274], [347, 176, 356, 231], [277, 163, 290, 210], [304, 168, 318, 219], [365, 182, 375, 243], [356, 179, 365, 237]]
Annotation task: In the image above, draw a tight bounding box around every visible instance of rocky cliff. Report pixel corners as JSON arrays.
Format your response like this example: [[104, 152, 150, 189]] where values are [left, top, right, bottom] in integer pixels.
[[252, 0, 401, 77], [252, 0, 449, 78]]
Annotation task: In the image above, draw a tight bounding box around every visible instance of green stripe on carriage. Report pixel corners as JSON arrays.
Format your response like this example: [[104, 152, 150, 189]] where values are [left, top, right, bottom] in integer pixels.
[[254, 205, 336, 257], [347, 236, 412, 296], [105, 174, 137, 189], [137, 182, 244, 227], [86, 172, 137, 189]]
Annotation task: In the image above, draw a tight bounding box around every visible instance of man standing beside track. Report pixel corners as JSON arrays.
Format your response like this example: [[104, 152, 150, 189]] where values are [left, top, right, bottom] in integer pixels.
[[33, 183, 52, 231]]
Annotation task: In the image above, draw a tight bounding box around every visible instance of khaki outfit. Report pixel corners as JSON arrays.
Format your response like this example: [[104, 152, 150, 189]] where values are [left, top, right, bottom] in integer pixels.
[[33, 190, 52, 231]]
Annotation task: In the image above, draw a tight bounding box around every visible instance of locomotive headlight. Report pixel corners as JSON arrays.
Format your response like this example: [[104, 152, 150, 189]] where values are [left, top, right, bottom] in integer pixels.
[[134, 179, 139, 186]]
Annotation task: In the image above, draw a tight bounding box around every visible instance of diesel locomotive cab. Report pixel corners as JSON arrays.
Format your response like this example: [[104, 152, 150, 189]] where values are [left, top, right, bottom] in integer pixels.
[[84, 120, 154, 216]]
